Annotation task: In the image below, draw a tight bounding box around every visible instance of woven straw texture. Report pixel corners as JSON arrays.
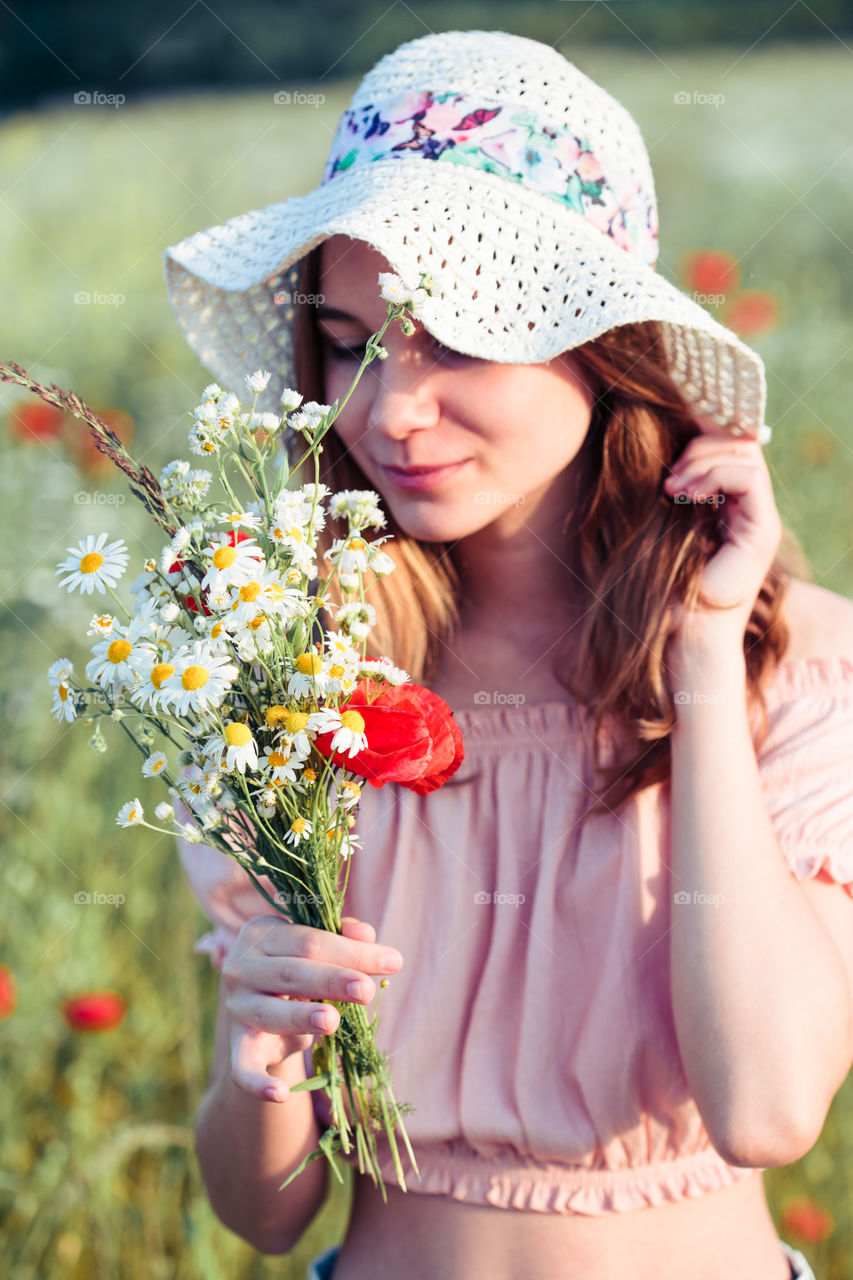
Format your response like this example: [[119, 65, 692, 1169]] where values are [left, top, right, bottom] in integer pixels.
[[162, 30, 767, 436]]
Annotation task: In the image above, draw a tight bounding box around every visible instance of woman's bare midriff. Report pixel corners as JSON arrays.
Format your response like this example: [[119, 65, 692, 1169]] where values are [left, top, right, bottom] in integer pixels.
[[331, 1165, 792, 1279]]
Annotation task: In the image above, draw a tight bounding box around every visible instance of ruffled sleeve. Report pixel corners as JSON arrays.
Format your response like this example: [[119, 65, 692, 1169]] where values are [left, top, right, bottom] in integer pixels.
[[757, 656, 853, 896], [177, 835, 277, 971]]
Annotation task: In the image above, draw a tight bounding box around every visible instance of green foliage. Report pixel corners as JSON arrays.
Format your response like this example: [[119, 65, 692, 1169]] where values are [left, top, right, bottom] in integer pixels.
[[1, 42, 852, 1277]]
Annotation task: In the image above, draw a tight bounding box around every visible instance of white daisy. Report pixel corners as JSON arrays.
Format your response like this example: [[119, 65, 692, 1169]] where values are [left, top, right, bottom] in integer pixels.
[[86, 617, 153, 689], [142, 751, 168, 778], [358, 657, 410, 686], [337, 778, 363, 810], [117, 798, 144, 827], [47, 658, 74, 687], [325, 535, 371, 577], [160, 642, 239, 717], [260, 743, 302, 783], [287, 650, 331, 701], [154, 801, 175, 821], [271, 708, 313, 761], [126, 655, 179, 711], [204, 722, 258, 774], [284, 815, 313, 847], [56, 533, 129, 595], [289, 401, 331, 434], [200, 536, 265, 596], [245, 369, 271, 393], [87, 614, 116, 638], [309, 705, 368, 758], [329, 489, 387, 531], [280, 387, 303, 413], [50, 681, 77, 722], [217, 509, 264, 530]]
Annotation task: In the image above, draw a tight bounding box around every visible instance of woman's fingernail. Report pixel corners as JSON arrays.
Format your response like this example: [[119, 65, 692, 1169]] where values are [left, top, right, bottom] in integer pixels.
[[379, 950, 402, 970]]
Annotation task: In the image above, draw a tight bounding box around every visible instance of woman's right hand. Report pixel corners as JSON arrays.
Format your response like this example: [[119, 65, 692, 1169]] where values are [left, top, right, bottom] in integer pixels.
[[222, 914, 404, 1101]]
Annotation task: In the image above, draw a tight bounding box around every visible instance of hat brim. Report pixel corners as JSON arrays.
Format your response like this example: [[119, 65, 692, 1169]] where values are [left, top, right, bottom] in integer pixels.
[[162, 158, 767, 436]]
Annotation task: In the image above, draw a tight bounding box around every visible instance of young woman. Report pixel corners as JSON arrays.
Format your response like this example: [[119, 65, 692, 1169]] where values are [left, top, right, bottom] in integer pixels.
[[164, 30, 853, 1280]]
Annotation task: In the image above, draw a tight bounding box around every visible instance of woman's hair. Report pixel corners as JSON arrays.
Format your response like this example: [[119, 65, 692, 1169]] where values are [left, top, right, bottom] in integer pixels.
[[289, 246, 812, 826]]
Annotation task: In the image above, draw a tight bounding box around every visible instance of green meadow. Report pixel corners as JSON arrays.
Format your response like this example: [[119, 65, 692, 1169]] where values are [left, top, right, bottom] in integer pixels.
[[1, 40, 852, 1278]]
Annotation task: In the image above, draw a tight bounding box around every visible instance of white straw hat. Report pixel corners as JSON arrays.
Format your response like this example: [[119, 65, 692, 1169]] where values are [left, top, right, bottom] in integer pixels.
[[162, 29, 770, 442]]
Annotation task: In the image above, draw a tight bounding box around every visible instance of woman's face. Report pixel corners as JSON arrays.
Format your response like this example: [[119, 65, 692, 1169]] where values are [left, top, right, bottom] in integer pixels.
[[315, 235, 597, 544]]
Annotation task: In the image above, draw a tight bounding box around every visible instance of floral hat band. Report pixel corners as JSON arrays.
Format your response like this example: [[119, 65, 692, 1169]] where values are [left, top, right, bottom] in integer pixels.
[[321, 88, 661, 271]]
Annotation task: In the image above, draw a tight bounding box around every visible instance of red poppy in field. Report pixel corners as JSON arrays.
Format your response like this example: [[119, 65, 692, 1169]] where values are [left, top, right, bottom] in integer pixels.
[[779, 1196, 835, 1243], [724, 289, 780, 337], [61, 990, 127, 1033], [6, 401, 67, 443], [679, 249, 740, 297], [312, 678, 464, 794], [0, 965, 17, 1019], [71, 407, 136, 476]]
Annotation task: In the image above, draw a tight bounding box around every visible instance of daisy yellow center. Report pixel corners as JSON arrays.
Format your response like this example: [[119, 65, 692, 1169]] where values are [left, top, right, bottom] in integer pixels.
[[59, 684, 68, 701], [267, 583, 284, 601], [151, 662, 175, 689], [182, 665, 209, 690], [80, 552, 104, 574], [97, 615, 111, 627], [303, 767, 317, 782], [288, 526, 303, 542], [151, 759, 164, 772], [108, 639, 132, 664], [268, 750, 288, 768], [284, 711, 308, 733], [213, 546, 237, 569], [224, 722, 252, 747], [202, 441, 216, 454], [265, 704, 288, 727], [286, 570, 300, 584], [295, 653, 323, 675], [340, 710, 365, 735], [250, 614, 265, 630], [290, 817, 308, 835], [342, 780, 361, 797], [211, 622, 223, 639], [329, 663, 345, 679], [346, 537, 367, 552], [128, 806, 140, 822], [239, 582, 261, 602]]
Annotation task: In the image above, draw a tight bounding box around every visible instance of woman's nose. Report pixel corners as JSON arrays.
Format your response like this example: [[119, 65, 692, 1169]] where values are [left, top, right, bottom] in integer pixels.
[[366, 351, 441, 439]]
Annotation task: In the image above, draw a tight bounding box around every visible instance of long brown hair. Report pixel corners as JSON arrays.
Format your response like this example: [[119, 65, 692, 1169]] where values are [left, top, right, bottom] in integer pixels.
[[287, 246, 810, 825]]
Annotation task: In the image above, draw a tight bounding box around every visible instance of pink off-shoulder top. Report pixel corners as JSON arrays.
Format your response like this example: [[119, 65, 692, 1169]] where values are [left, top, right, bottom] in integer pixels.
[[178, 655, 853, 1215]]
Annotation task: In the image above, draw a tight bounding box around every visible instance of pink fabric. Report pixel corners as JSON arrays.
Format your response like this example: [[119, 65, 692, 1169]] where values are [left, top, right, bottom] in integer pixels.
[[178, 654, 853, 1214]]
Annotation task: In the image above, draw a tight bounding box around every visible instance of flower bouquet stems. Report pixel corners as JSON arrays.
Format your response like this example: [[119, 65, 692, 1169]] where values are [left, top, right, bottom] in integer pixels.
[[0, 268, 463, 1199]]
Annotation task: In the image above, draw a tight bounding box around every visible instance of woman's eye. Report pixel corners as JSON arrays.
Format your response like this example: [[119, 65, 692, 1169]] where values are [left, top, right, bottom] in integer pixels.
[[319, 332, 465, 363]]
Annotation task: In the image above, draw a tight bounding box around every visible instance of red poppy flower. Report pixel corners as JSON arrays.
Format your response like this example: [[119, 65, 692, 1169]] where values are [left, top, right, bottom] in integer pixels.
[[779, 1197, 834, 1244], [724, 289, 780, 337], [679, 249, 740, 296], [7, 401, 66, 443], [0, 965, 17, 1019], [312, 678, 464, 794], [61, 990, 127, 1033]]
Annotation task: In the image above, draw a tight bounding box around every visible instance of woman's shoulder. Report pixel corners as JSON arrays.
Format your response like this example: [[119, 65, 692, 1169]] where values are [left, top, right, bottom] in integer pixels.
[[779, 577, 853, 665]]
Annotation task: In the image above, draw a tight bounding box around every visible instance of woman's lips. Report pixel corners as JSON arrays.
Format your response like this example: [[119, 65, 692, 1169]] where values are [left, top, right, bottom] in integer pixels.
[[379, 460, 471, 491]]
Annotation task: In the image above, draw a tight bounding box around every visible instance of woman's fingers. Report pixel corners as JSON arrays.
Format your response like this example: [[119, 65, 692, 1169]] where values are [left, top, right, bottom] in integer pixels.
[[230, 1023, 311, 1101]]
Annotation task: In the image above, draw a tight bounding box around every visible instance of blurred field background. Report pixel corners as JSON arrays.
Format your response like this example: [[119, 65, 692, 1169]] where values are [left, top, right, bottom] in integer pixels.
[[2, 9, 853, 1279]]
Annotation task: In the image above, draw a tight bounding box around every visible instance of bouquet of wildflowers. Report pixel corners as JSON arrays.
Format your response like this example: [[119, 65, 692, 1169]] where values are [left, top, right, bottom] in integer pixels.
[[0, 270, 464, 1200]]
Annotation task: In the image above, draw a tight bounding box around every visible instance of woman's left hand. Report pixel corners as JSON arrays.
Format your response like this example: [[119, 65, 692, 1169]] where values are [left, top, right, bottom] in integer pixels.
[[662, 424, 782, 657]]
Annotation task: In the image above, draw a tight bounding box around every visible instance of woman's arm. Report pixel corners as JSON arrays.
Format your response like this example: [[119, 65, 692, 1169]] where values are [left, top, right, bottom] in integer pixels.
[[194, 978, 329, 1255], [667, 642, 853, 1169]]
